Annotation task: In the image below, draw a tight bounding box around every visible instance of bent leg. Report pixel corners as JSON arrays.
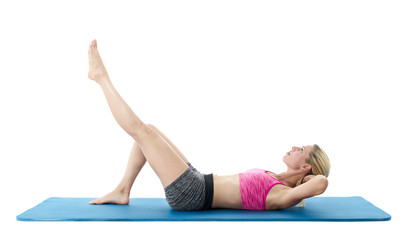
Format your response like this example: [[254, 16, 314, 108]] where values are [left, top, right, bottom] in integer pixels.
[[138, 126, 189, 188], [90, 141, 146, 205], [118, 141, 146, 191], [147, 124, 189, 164], [90, 124, 193, 205]]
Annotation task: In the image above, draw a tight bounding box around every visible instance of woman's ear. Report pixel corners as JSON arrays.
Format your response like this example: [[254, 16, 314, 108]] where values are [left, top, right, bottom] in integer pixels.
[[301, 164, 312, 173]]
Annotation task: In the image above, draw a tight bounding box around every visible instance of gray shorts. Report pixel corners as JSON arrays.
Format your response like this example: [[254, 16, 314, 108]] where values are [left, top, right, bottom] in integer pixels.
[[164, 162, 213, 211]]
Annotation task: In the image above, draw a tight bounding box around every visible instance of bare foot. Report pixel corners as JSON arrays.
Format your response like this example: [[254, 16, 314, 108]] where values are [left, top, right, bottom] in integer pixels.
[[88, 39, 109, 83], [89, 189, 130, 205]]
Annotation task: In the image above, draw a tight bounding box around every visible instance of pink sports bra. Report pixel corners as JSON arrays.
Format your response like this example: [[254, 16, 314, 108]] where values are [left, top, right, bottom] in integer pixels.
[[239, 168, 285, 210]]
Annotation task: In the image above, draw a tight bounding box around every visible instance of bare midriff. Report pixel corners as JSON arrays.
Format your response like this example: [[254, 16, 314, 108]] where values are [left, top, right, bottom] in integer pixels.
[[211, 174, 243, 209]]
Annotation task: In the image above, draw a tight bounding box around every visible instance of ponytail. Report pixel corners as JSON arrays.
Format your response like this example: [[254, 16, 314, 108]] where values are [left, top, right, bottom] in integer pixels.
[[295, 176, 307, 207]]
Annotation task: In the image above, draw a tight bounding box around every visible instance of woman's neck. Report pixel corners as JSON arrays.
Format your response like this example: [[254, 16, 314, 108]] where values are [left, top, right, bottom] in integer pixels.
[[275, 169, 306, 188]]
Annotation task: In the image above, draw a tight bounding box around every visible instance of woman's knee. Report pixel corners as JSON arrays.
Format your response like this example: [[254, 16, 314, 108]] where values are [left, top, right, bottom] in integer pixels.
[[132, 122, 155, 143], [147, 123, 158, 132], [146, 123, 164, 138]]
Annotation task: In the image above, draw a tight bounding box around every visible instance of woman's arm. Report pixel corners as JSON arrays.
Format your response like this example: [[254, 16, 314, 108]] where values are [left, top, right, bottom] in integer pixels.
[[302, 174, 316, 183], [280, 175, 329, 208]]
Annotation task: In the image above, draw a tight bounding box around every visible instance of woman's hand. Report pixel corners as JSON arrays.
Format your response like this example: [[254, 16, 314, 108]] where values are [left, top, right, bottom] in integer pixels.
[[302, 174, 316, 183]]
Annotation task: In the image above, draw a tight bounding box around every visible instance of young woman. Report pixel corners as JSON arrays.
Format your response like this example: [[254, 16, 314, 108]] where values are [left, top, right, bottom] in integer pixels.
[[87, 40, 331, 211]]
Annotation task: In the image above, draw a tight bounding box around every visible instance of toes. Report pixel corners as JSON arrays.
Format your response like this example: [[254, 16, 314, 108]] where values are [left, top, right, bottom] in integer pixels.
[[89, 39, 97, 49]]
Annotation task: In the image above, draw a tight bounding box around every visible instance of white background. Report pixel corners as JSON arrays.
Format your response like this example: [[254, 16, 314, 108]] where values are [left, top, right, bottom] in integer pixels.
[[1, 0, 412, 239]]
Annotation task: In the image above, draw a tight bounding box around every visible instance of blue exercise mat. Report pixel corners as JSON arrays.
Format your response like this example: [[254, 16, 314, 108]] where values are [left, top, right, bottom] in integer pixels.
[[16, 197, 390, 222]]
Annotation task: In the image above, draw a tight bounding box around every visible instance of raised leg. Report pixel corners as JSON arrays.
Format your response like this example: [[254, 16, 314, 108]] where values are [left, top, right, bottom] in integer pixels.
[[88, 40, 145, 138], [87, 39, 190, 188]]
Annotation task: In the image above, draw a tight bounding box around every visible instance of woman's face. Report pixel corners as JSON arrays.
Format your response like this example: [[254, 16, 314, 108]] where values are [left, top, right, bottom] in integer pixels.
[[283, 145, 314, 171]]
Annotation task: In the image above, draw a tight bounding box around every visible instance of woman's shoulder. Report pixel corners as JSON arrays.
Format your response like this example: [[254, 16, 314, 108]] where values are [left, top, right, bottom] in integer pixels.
[[265, 185, 294, 210], [266, 175, 329, 210]]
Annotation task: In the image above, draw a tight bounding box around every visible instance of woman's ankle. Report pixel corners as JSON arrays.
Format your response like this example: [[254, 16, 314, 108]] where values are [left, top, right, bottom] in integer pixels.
[[97, 76, 111, 87], [115, 184, 132, 196]]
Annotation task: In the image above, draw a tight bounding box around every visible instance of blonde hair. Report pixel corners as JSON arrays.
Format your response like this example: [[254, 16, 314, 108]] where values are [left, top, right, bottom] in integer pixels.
[[296, 144, 331, 207]]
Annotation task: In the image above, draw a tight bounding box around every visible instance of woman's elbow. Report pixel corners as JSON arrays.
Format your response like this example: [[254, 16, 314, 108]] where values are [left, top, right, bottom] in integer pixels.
[[317, 176, 329, 195]]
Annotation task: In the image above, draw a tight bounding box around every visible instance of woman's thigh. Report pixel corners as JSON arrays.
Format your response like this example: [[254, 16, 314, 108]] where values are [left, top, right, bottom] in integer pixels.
[[147, 124, 189, 164], [137, 124, 189, 188]]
